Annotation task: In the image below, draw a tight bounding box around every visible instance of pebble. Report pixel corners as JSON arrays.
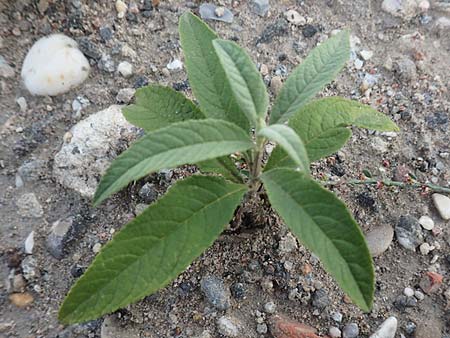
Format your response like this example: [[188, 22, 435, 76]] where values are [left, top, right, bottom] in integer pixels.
[[92, 243, 102, 253], [270, 76, 283, 96], [101, 314, 140, 338], [405, 322, 416, 335], [216, 316, 240, 337], [331, 311, 343, 323], [365, 225, 394, 257], [53, 105, 135, 197], [16, 97, 27, 112], [16, 193, 43, 218], [270, 315, 320, 338], [418, 215, 434, 230], [251, 0, 270, 17], [312, 289, 330, 309], [98, 54, 116, 73], [46, 218, 75, 259], [369, 317, 397, 338], [256, 323, 268, 334], [381, 0, 424, 20], [264, 301, 276, 314], [0, 55, 15, 78], [302, 25, 319, 38], [230, 282, 245, 299], [21, 256, 37, 280], [117, 61, 133, 78], [394, 57, 417, 82], [134, 75, 149, 88], [278, 233, 298, 254], [419, 271, 443, 294], [116, 87, 136, 103], [166, 59, 183, 71], [432, 193, 450, 220], [403, 287, 414, 297], [284, 10, 306, 25], [21, 34, 90, 95], [138, 183, 158, 203], [99, 26, 113, 42], [199, 3, 234, 23], [200, 275, 230, 310], [395, 215, 423, 251], [115, 0, 127, 18], [24, 231, 35, 254], [360, 50, 373, 60], [414, 290, 425, 300], [134, 203, 149, 216], [329, 327, 342, 338], [9, 292, 34, 308], [419, 242, 434, 255], [342, 323, 359, 338], [354, 58, 364, 70]]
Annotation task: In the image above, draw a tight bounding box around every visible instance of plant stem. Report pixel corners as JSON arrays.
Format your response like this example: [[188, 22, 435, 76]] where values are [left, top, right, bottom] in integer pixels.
[[321, 178, 450, 194], [248, 118, 267, 193]]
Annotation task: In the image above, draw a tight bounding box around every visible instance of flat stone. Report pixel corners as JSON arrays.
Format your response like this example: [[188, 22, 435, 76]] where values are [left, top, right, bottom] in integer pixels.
[[216, 316, 240, 337], [24, 231, 35, 254], [9, 292, 34, 308], [381, 0, 423, 20], [251, 0, 270, 17], [369, 316, 397, 338], [53, 105, 136, 197], [101, 315, 139, 338], [16, 193, 43, 218], [342, 323, 359, 338], [200, 275, 230, 310], [46, 218, 74, 259], [284, 10, 306, 25], [418, 215, 434, 230], [395, 215, 423, 251], [269, 315, 320, 338], [199, 3, 234, 23], [432, 193, 450, 220], [116, 87, 135, 103], [365, 225, 394, 257]]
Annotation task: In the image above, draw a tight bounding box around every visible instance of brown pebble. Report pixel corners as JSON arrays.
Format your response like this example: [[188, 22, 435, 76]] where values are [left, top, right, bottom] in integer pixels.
[[9, 292, 34, 308]]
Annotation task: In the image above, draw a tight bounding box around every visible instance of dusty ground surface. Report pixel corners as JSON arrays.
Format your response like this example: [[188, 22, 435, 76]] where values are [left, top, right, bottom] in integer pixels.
[[0, 0, 450, 337]]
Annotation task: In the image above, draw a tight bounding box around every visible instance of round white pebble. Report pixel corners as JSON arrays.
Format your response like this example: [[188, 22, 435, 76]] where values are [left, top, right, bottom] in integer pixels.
[[21, 34, 90, 96], [329, 326, 342, 338], [117, 61, 133, 78], [403, 287, 414, 297], [92, 243, 102, 253], [418, 215, 434, 230]]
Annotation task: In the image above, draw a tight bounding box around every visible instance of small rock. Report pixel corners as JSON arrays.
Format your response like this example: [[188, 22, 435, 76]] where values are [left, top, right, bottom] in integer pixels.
[[329, 327, 342, 338], [403, 287, 414, 297], [230, 282, 245, 299], [369, 316, 397, 338], [342, 323, 359, 338], [134, 203, 149, 216], [395, 215, 423, 251], [16, 193, 43, 218], [21, 34, 90, 95], [432, 193, 450, 220], [419, 242, 434, 255], [419, 271, 443, 294], [354, 58, 364, 70], [215, 7, 225, 17], [331, 312, 343, 323], [98, 54, 115, 73], [12, 274, 26, 293], [0, 55, 15, 78], [394, 294, 417, 309], [279, 233, 297, 254], [101, 314, 140, 338], [200, 276, 230, 310], [134, 75, 149, 88], [405, 322, 416, 335], [360, 50, 374, 60], [312, 289, 330, 310], [117, 61, 133, 77], [46, 218, 75, 259], [78, 37, 102, 60], [381, 0, 423, 20], [284, 10, 306, 25], [138, 183, 158, 203], [93, 243, 102, 253], [270, 76, 283, 96], [414, 290, 424, 300], [199, 3, 234, 23], [99, 26, 113, 42], [16, 97, 27, 112], [302, 25, 318, 38], [21, 256, 37, 281], [370, 137, 388, 153], [251, 0, 270, 17], [9, 292, 34, 308], [217, 316, 240, 337], [418, 215, 434, 230], [257, 323, 268, 334], [24, 231, 34, 254], [115, 0, 128, 18], [270, 315, 320, 338], [394, 57, 417, 82], [365, 225, 394, 257], [166, 59, 183, 71], [264, 301, 276, 314], [116, 88, 135, 103]]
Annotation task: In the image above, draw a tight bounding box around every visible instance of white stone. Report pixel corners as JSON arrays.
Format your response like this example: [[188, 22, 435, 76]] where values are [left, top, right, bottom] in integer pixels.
[[360, 50, 374, 61], [329, 327, 342, 338], [93, 243, 102, 253], [419, 242, 434, 255], [217, 316, 239, 337], [432, 193, 450, 220], [403, 287, 414, 297], [381, 0, 422, 20], [166, 59, 183, 71], [354, 58, 364, 69], [418, 215, 434, 230], [21, 34, 90, 96], [414, 290, 425, 300], [264, 301, 276, 314], [284, 10, 306, 25], [369, 316, 397, 338], [24, 231, 35, 254], [53, 105, 136, 197], [115, 0, 127, 18], [16, 97, 27, 112], [117, 61, 133, 78]]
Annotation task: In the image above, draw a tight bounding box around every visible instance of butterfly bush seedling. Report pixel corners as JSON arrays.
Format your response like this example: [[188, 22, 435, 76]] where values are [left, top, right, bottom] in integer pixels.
[[59, 12, 399, 323]]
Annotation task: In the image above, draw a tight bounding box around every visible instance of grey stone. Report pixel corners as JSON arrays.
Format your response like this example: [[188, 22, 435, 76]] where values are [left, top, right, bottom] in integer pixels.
[[312, 289, 330, 309], [395, 215, 423, 251], [278, 233, 297, 254], [256, 323, 268, 334], [251, 0, 270, 16], [18, 159, 47, 182], [369, 317, 397, 338], [53, 105, 136, 197], [331, 311, 343, 323], [264, 301, 276, 314], [101, 315, 139, 338], [21, 256, 38, 281], [394, 57, 417, 81], [200, 275, 230, 310], [216, 316, 240, 337], [365, 225, 394, 257], [138, 183, 158, 203], [16, 193, 43, 218], [116, 87, 135, 103], [342, 323, 359, 338], [381, 0, 423, 20], [329, 327, 342, 338], [46, 218, 74, 259], [199, 4, 234, 23], [0, 55, 15, 78]]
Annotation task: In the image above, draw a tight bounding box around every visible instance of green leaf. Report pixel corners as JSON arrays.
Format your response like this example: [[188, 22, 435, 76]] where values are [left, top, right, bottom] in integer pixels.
[[59, 175, 247, 324], [258, 124, 309, 174], [197, 156, 243, 183], [179, 12, 249, 130], [212, 39, 269, 125], [261, 168, 374, 311], [93, 119, 253, 206], [265, 97, 399, 170], [269, 30, 350, 124], [122, 85, 204, 132]]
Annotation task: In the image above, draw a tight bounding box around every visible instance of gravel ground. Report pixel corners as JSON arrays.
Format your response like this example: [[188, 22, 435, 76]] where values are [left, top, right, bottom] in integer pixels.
[[0, 0, 449, 337]]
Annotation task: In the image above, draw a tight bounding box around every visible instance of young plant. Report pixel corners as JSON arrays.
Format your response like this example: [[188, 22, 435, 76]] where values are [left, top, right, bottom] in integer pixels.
[[59, 12, 399, 324]]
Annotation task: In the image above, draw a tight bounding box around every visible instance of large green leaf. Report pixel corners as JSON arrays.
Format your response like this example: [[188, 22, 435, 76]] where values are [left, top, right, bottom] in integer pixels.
[[197, 156, 243, 183], [122, 85, 204, 132], [258, 124, 309, 174], [261, 168, 374, 311], [212, 39, 269, 125], [93, 119, 253, 206], [60, 175, 247, 324], [269, 30, 350, 124], [265, 97, 399, 170], [179, 12, 249, 130]]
